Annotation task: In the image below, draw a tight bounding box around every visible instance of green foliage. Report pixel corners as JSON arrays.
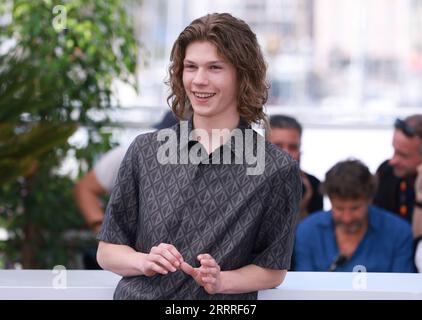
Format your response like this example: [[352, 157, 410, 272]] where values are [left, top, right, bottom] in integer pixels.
[[0, 121, 77, 185], [0, 0, 139, 268], [1, 0, 138, 123]]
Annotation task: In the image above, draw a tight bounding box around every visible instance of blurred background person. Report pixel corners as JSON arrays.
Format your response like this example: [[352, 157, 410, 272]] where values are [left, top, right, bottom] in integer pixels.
[[268, 114, 323, 220], [294, 159, 414, 272], [373, 115, 422, 273], [374, 115, 422, 224]]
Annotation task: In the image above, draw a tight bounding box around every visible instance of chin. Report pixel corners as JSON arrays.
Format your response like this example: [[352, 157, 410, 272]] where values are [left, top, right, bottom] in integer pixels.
[[192, 107, 215, 118], [393, 168, 408, 178]]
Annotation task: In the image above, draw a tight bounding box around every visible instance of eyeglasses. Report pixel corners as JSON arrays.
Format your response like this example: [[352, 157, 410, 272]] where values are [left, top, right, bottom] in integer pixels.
[[394, 118, 422, 139]]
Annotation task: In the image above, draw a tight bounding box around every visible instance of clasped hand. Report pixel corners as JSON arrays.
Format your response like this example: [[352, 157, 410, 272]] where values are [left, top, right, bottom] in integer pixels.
[[139, 243, 222, 294]]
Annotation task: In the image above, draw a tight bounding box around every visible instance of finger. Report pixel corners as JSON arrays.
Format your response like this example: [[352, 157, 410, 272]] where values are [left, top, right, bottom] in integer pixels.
[[199, 267, 219, 276], [180, 261, 196, 276], [198, 253, 212, 261], [201, 276, 217, 284], [158, 244, 184, 265], [152, 246, 181, 268], [199, 258, 219, 268], [151, 254, 177, 272], [146, 261, 169, 275]]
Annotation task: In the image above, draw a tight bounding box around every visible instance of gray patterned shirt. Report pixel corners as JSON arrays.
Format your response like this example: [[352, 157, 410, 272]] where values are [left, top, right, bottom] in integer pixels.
[[97, 118, 301, 300]]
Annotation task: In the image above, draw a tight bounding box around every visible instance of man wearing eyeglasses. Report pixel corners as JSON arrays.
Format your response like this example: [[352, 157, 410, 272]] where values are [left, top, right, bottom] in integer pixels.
[[373, 114, 422, 272]]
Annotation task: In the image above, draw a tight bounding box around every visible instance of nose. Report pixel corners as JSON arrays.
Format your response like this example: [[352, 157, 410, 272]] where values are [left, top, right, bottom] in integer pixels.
[[340, 211, 355, 224], [192, 68, 208, 86]]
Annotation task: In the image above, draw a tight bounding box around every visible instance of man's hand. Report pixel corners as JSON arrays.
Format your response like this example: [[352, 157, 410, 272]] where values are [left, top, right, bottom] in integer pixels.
[[138, 243, 184, 276], [181, 254, 222, 294]]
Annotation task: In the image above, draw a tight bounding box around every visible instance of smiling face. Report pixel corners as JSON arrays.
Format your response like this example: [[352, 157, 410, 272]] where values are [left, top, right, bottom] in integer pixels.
[[182, 41, 238, 122]]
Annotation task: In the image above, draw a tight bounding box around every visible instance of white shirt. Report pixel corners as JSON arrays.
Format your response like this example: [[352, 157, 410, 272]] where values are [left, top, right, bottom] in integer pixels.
[[93, 145, 129, 193]]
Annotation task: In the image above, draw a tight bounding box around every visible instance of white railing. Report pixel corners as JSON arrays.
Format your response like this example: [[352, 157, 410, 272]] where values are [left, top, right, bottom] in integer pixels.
[[0, 270, 421, 300]]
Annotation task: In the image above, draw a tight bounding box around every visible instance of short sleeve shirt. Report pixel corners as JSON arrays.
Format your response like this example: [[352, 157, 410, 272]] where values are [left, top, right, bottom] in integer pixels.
[[373, 160, 414, 223], [97, 118, 301, 300]]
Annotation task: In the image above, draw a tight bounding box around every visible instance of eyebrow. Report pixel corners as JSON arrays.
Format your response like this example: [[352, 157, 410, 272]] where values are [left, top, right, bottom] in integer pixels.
[[183, 59, 225, 65]]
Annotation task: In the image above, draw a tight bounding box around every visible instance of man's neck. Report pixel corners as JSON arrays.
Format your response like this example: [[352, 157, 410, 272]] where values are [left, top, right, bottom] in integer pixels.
[[193, 112, 240, 134], [335, 222, 368, 258], [192, 112, 240, 154]]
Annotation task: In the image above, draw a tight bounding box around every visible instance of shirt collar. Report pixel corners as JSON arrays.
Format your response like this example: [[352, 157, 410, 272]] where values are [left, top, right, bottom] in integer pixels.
[[178, 116, 252, 162], [229, 117, 251, 161], [177, 117, 193, 154], [366, 205, 379, 231]]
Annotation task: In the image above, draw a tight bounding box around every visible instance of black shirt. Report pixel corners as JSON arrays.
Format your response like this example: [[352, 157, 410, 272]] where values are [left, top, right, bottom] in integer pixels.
[[373, 160, 414, 223], [304, 172, 323, 214], [98, 119, 301, 300]]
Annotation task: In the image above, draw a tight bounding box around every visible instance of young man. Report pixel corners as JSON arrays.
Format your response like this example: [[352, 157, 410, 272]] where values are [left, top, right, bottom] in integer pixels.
[[294, 159, 414, 273], [268, 115, 323, 219], [96, 13, 301, 299]]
